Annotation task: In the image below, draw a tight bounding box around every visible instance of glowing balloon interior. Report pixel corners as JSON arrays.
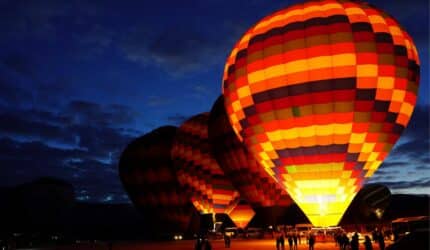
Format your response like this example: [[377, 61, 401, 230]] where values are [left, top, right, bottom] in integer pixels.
[[228, 200, 256, 228], [222, 0, 419, 226]]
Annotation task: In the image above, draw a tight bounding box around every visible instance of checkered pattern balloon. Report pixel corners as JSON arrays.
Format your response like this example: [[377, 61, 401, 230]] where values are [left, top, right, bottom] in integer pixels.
[[222, 0, 419, 226], [209, 95, 293, 208], [171, 113, 240, 214]]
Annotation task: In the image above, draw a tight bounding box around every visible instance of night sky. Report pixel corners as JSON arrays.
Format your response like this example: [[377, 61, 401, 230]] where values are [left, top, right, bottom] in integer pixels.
[[0, 0, 428, 203]]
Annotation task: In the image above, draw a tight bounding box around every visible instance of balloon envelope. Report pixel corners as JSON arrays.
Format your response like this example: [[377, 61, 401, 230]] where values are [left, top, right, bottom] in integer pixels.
[[119, 126, 196, 233], [222, 0, 419, 227], [209, 95, 293, 208], [171, 113, 240, 215], [228, 199, 255, 228]]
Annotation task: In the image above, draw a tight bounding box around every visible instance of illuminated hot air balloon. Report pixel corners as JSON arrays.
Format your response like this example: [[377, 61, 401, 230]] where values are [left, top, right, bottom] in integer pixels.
[[171, 113, 240, 219], [222, 0, 419, 227], [119, 126, 198, 235], [228, 199, 256, 229]]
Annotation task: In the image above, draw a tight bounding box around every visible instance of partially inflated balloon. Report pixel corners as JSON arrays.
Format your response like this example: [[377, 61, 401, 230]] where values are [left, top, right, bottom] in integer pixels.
[[228, 199, 255, 228], [171, 113, 240, 215], [223, 0, 419, 227], [209, 95, 293, 208], [119, 126, 197, 233]]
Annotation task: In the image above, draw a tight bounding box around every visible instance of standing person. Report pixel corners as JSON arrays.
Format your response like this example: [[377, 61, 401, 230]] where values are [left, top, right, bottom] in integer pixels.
[[204, 238, 212, 250], [195, 237, 203, 250], [280, 231, 285, 250], [377, 232, 385, 250], [364, 235, 373, 250], [308, 233, 315, 250], [293, 232, 298, 250], [288, 232, 293, 250], [298, 231, 302, 245], [350, 232, 359, 250], [223, 232, 231, 248], [275, 231, 281, 250], [341, 233, 349, 250]]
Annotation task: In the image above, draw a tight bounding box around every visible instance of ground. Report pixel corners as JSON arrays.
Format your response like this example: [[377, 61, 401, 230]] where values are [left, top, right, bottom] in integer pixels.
[[35, 239, 390, 250]]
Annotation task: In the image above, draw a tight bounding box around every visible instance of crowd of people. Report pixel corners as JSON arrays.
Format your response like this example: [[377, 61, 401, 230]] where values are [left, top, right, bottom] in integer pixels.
[[274, 230, 313, 250], [333, 229, 386, 250], [196, 227, 389, 250]]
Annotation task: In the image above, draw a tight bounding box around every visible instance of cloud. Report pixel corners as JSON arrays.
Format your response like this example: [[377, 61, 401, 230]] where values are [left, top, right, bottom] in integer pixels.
[[187, 83, 216, 100], [371, 177, 430, 191], [379, 161, 409, 169], [401, 105, 429, 140], [145, 95, 174, 107], [0, 74, 34, 106], [121, 24, 226, 75], [0, 99, 141, 202], [67, 100, 137, 127], [389, 105, 429, 161], [0, 112, 75, 145], [2, 53, 36, 78], [166, 114, 189, 125], [0, 137, 129, 203]]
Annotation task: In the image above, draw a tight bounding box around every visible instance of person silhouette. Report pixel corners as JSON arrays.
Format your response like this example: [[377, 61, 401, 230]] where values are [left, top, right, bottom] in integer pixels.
[[293, 232, 298, 250], [195, 237, 203, 250], [378, 232, 385, 250], [224, 232, 231, 248], [350, 232, 359, 250], [288, 232, 293, 250], [364, 235, 373, 250], [204, 238, 212, 250], [308, 233, 315, 250]]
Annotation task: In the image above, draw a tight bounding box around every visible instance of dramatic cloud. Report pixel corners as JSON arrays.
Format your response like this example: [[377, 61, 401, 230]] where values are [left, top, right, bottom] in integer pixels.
[[372, 177, 430, 192], [0, 99, 140, 203]]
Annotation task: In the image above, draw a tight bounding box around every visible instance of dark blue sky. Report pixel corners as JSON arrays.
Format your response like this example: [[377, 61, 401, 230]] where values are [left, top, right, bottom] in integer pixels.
[[0, 0, 428, 203]]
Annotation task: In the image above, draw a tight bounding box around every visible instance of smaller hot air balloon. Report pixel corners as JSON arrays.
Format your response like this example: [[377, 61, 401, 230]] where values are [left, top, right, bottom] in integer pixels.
[[119, 126, 198, 236], [228, 199, 256, 229], [342, 184, 391, 224], [171, 113, 240, 226]]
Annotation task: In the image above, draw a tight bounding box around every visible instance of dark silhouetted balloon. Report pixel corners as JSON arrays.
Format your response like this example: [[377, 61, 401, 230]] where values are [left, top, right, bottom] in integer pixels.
[[119, 126, 197, 233]]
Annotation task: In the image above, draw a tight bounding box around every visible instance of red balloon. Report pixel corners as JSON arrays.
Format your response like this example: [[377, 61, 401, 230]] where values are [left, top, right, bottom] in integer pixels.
[[119, 126, 197, 233]]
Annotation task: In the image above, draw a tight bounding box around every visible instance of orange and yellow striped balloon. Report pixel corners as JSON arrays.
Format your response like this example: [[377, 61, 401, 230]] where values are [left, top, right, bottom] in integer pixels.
[[171, 113, 240, 215], [228, 200, 256, 228], [222, 0, 419, 227]]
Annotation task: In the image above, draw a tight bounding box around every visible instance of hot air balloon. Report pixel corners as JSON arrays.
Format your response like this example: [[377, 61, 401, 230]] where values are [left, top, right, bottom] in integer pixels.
[[342, 184, 391, 224], [171, 113, 240, 224], [119, 126, 198, 236], [228, 199, 256, 229], [209, 95, 293, 226], [222, 0, 419, 227]]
